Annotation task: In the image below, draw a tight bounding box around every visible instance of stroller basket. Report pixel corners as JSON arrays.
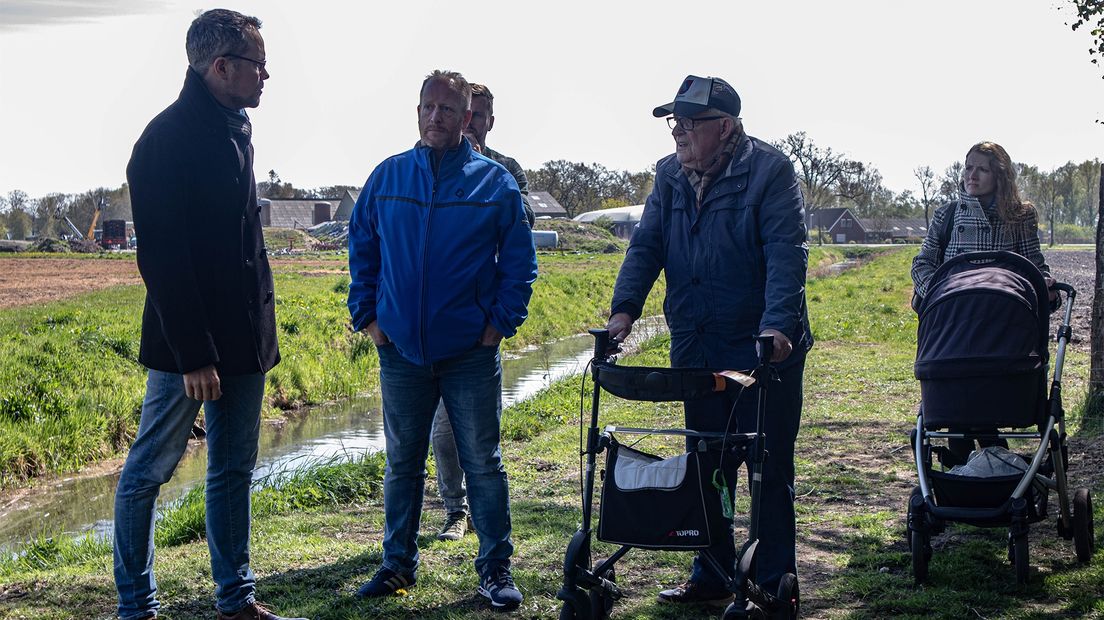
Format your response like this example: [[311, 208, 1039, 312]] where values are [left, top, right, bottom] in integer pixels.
[[928, 470, 1026, 510]]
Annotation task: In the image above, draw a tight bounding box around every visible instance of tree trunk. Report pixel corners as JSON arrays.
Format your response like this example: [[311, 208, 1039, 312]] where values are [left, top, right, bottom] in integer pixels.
[[1091, 163, 1104, 397]]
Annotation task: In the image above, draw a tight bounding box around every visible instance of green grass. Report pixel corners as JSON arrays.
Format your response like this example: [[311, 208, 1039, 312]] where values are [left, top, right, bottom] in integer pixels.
[[2, 246, 1101, 619], [0, 252, 665, 488]]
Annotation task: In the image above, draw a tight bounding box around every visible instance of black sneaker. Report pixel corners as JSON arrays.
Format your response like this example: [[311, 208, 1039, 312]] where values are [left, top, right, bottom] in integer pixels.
[[656, 581, 734, 607], [355, 567, 416, 598], [478, 565, 523, 610]]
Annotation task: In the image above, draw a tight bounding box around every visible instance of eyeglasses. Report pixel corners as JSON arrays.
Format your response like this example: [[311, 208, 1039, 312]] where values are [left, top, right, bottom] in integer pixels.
[[666, 116, 724, 131], [223, 53, 266, 70]]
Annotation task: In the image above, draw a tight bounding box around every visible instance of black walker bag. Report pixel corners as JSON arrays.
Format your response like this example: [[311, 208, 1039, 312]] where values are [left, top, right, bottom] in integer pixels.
[[597, 437, 731, 550]]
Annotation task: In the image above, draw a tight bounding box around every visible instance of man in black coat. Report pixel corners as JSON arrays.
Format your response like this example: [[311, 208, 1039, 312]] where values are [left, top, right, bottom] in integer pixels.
[[113, 9, 304, 620]]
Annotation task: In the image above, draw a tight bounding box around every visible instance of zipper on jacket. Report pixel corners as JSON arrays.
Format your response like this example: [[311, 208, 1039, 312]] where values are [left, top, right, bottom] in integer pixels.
[[420, 173, 438, 364]]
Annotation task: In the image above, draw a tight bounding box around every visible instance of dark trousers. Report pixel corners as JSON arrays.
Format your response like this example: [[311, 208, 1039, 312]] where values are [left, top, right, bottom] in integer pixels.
[[683, 359, 805, 594]]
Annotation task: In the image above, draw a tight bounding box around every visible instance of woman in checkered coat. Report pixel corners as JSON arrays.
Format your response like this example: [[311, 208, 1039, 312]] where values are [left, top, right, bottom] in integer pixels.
[[910, 141, 1052, 465], [911, 141, 1051, 302]]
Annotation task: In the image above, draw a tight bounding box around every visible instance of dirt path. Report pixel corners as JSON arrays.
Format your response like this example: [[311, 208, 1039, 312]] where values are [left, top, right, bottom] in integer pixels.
[[0, 257, 141, 309]]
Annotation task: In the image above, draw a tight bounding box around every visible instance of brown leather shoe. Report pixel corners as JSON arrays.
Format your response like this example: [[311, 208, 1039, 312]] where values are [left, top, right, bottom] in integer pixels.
[[215, 602, 308, 620]]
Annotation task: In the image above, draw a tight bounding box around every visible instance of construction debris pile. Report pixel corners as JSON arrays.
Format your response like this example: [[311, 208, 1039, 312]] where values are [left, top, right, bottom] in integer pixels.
[[305, 221, 349, 249]]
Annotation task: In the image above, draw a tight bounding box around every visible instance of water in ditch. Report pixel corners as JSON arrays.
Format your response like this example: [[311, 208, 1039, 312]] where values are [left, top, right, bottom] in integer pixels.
[[0, 319, 666, 553]]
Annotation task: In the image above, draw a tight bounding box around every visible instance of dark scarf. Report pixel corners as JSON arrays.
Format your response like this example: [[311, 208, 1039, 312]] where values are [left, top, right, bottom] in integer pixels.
[[220, 107, 252, 173], [683, 131, 744, 209]]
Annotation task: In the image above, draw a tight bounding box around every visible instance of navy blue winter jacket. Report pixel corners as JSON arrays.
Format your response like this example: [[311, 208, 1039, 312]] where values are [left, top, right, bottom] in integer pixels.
[[611, 136, 812, 371], [348, 139, 538, 366]]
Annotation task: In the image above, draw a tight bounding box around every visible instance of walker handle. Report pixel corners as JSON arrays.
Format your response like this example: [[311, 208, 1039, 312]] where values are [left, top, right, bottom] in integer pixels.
[[589, 329, 612, 360], [755, 334, 774, 368]]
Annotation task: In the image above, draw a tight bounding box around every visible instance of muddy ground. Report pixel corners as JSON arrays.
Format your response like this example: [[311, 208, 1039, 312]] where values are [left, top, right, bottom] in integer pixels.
[[0, 257, 141, 309]]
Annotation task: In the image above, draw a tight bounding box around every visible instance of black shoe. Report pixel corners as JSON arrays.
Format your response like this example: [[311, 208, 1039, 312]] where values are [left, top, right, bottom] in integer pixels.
[[656, 581, 734, 607], [478, 565, 523, 610], [355, 567, 416, 598]]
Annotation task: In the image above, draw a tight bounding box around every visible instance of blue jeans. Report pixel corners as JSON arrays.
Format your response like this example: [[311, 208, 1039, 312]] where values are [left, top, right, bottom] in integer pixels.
[[377, 343, 513, 578], [114, 370, 265, 620], [685, 360, 804, 594], [431, 400, 469, 514]]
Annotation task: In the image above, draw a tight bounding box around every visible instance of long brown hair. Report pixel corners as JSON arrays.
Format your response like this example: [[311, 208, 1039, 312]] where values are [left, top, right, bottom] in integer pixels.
[[960, 141, 1035, 224]]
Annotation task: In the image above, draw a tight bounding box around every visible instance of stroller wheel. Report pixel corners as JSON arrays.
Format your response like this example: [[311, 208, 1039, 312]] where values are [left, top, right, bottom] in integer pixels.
[[775, 573, 799, 619], [911, 529, 931, 585], [1073, 488, 1095, 563], [1011, 533, 1030, 584]]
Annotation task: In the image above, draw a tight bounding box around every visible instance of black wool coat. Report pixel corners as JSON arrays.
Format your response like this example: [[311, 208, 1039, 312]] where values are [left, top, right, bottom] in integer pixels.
[[126, 68, 279, 376]]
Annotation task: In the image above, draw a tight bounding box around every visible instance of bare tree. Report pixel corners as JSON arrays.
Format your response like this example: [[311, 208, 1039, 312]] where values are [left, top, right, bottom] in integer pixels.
[[773, 132, 857, 209], [937, 161, 963, 202], [914, 165, 937, 227]]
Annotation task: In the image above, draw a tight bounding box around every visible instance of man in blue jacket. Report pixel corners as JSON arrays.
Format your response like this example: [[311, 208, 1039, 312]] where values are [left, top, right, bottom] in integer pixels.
[[607, 75, 812, 607], [347, 69, 537, 611]]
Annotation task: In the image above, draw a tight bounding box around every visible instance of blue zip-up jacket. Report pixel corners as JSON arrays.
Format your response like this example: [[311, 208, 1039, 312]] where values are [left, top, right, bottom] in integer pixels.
[[611, 135, 812, 371], [348, 139, 538, 366]]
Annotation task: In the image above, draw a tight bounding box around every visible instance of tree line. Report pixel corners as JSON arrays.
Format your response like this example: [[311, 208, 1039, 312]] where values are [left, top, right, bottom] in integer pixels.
[[773, 131, 1101, 244], [3, 147, 1098, 244]]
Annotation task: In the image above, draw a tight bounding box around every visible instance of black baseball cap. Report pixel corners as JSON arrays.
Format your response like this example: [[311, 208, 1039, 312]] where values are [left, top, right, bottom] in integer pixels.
[[652, 75, 741, 118]]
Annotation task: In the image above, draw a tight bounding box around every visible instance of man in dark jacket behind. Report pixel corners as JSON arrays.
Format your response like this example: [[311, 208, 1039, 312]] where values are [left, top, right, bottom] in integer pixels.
[[347, 70, 537, 611], [607, 75, 812, 607], [115, 9, 304, 620], [430, 81, 534, 544]]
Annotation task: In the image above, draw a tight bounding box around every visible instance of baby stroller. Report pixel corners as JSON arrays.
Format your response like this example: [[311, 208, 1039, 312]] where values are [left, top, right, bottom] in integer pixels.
[[908, 250, 1095, 584], [556, 329, 799, 619]]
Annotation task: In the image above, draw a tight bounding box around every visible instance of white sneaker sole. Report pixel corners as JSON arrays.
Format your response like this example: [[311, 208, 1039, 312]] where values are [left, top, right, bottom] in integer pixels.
[[478, 586, 522, 609]]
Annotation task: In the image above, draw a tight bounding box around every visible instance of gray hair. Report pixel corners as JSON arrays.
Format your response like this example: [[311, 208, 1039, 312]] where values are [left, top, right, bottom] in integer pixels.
[[420, 70, 472, 110], [186, 9, 262, 74]]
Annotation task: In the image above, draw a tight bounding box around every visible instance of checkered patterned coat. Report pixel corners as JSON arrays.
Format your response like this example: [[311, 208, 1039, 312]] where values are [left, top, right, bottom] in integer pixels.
[[911, 196, 1050, 300]]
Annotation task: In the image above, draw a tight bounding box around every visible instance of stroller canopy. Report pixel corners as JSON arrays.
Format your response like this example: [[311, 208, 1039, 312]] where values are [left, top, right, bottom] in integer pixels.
[[915, 251, 1050, 428]]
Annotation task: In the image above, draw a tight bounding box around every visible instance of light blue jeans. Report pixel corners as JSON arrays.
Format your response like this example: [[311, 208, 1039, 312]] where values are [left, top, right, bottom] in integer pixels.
[[431, 400, 469, 515], [376, 343, 513, 578], [113, 370, 265, 620]]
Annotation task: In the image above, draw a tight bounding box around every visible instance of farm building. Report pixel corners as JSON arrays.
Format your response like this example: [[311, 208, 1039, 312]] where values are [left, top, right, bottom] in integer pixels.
[[860, 218, 928, 243], [807, 207, 867, 243], [529, 191, 569, 219], [572, 204, 645, 239]]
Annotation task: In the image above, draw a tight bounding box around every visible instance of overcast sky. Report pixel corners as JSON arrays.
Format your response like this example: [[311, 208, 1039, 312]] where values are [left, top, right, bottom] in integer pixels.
[[1, 0, 1101, 200]]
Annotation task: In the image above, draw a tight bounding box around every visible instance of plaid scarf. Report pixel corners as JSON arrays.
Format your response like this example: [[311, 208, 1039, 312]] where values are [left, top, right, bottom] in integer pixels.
[[683, 131, 744, 209]]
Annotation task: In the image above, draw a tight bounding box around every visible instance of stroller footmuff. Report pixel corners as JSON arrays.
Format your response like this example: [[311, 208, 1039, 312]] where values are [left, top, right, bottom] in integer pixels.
[[557, 330, 799, 620], [909, 251, 1096, 585]]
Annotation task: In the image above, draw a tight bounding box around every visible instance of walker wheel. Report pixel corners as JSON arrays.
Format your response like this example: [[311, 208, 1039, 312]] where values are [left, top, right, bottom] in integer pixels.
[[588, 562, 616, 619], [1073, 488, 1095, 562], [558, 589, 590, 620], [775, 572, 799, 619]]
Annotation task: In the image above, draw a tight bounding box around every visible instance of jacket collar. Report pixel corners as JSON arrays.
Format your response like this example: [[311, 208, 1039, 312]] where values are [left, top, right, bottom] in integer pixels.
[[177, 68, 233, 137], [662, 135, 753, 182], [414, 137, 474, 178]]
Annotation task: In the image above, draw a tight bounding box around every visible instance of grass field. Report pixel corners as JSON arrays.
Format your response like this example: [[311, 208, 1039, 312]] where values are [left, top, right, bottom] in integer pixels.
[[0, 251, 664, 488], [3, 246, 1099, 619]]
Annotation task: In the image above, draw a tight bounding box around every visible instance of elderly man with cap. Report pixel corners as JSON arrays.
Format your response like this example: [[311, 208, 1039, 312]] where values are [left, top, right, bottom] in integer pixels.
[[607, 75, 811, 607]]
